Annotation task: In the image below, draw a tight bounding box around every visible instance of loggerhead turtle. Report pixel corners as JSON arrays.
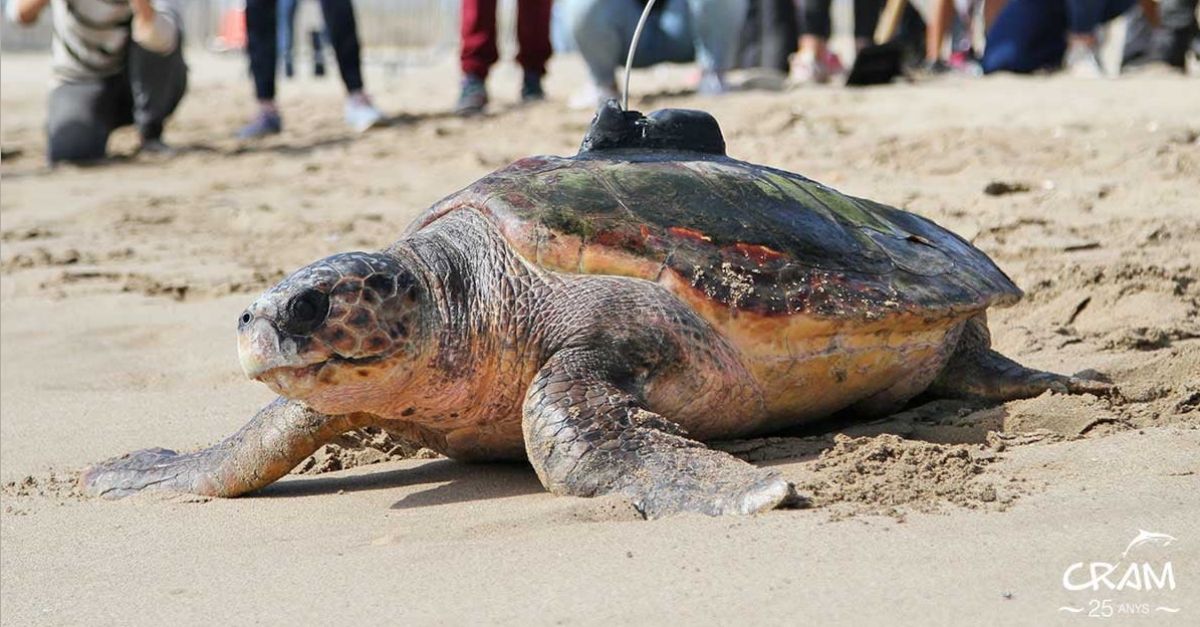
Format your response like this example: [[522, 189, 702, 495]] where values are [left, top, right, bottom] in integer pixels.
[[80, 103, 1110, 517]]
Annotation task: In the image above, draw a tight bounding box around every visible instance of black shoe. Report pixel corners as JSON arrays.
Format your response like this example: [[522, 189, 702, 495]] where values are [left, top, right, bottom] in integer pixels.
[[455, 75, 488, 116], [310, 30, 326, 77], [919, 59, 951, 75], [520, 72, 545, 102]]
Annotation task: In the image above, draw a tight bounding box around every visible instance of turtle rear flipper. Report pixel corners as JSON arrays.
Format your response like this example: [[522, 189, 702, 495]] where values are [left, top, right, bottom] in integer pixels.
[[523, 348, 803, 519], [929, 314, 1116, 401], [79, 398, 372, 499]]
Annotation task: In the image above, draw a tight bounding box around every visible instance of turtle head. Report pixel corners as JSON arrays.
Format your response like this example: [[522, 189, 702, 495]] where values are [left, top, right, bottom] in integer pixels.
[[237, 251, 428, 413]]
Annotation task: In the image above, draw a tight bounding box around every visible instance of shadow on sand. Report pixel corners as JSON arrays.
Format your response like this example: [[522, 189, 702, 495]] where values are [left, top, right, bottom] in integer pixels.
[[253, 397, 1007, 505], [256, 457, 543, 508]]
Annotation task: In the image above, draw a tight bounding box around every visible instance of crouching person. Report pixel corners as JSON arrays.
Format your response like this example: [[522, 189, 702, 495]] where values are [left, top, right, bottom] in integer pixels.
[[6, 0, 187, 162]]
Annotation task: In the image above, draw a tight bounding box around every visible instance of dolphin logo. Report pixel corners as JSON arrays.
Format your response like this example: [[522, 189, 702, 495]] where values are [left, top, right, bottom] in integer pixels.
[[1122, 530, 1177, 558]]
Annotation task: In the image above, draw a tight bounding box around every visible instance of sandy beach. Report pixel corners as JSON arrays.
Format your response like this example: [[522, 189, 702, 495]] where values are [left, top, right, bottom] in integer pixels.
[[1, 49, 1198, 625]]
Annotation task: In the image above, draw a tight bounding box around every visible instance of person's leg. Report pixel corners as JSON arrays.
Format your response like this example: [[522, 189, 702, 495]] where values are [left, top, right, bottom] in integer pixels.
[[516, 0, 553, 99], [796, 0, 833, 42], [245, 0, 278, 102], [682, 0, 748, 91], [126, 37, 188, 148], [456, 0, 497, 114], [649, 0, 698, 65], [1063, 0, 1135, 36], [983, 0, 1009, 30], [278, 0, 297, 77], [926, 0, 955, 64], [980, 0, 1067, 73], [854, 0, 884, 48], [317, 0, 381, 130], [794, 0, 839, 82], [1122, 1, 1155, 67], [317, 0, 364, 94], [760, 0, 798, 73], [1063, 0, 1134, 75], [1124, 0, 1199, 69], [460, 0, 499, 80], [46, 80, 117, 162], [1157, 0, 1200, 68], [239, 0, 283, 137], [1099, 0, 1138, 21], [736, 0, 796, 73], [684, 0, 748, 69], [562, 0, 644, 90]]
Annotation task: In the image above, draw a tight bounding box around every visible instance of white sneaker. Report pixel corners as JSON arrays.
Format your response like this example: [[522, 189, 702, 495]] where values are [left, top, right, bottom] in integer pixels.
[[1065, 43, 1106, 78], [568, 82, 620, 111], [344, 96, 384, 133], [696, 70, 729, 96], [791, 50, 843, 85]]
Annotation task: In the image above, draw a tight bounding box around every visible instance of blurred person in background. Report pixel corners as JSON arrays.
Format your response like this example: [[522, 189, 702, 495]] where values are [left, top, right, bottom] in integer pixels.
[[735, 0, 798, 82], [6, 0, 187, 162], [559, 0, 747, 109], [792, 0, 925, 84], [278, 0, 329, 79], [1121, 0, 1199, 73], [922, 0, 983, 74], [980, 0, 1138, 76], [456, 0, 553, 116], [792, 0, 877, 83], [238, 0, 383, 139]]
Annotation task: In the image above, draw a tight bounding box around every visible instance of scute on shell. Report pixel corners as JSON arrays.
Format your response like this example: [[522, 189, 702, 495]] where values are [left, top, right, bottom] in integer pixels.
[[409, 151, 1020, 320]]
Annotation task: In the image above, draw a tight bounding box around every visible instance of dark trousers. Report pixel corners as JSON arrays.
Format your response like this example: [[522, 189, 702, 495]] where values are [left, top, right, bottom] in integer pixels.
[[1123, 0, 1199, 69], [981, 0, 1136, 73], [796, 0, 884, 40], [47, 41, 187, 162], [737, 0, 798, 72], [245, 0, 363, 100], [460, 0, 553, 79]]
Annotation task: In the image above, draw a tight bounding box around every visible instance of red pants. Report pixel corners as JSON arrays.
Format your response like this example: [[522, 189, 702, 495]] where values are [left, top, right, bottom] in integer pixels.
[[460, 0, 553, 78]]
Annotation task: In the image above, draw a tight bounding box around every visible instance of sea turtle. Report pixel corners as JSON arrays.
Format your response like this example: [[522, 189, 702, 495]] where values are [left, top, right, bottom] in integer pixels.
[[80, 103, 1110, 516]]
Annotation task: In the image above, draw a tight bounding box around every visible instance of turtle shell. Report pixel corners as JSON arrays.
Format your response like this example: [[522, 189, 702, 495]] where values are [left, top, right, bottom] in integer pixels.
[[408, 149, 1020, 321]]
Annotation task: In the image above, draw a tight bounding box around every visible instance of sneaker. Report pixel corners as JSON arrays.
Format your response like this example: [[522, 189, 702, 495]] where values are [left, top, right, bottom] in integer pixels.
[[344, 95, 383, 133], [455, 75, 488, 116], [567, 81, 619, 111], [791, 49, 843, 85], [919, 59, 952, 75], [310, 30, 326, 77], [236, 109, 282, 139], [948, 49, 983, 76], [1065, 42, 1106, 78], [138, 137, 176, 156], [696, 70, 729, 96], [520, 72, 545, 102]]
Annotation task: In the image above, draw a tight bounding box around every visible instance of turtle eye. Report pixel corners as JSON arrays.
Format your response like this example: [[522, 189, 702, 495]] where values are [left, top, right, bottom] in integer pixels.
[[283, 289, 329, 335]]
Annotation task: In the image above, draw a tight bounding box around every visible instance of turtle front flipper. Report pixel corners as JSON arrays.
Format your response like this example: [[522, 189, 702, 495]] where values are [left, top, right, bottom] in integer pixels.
[[523, 348, 802, 518], [80, 398, 373, 499], [929, 314, 1116, 401]]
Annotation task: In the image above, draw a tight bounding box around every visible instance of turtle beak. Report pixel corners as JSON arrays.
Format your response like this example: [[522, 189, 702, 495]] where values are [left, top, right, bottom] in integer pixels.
[[237, 316, 305, 380]]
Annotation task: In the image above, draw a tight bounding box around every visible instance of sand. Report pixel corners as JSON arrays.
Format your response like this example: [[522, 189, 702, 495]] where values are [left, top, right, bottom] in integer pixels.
[[1, 50, 1198, 625]]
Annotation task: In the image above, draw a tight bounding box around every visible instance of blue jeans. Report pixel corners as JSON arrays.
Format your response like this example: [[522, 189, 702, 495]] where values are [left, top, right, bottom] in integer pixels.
[[982, 0, 1136, 73], [559, 0, 747, 87], [277, 0, 300, 67]]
